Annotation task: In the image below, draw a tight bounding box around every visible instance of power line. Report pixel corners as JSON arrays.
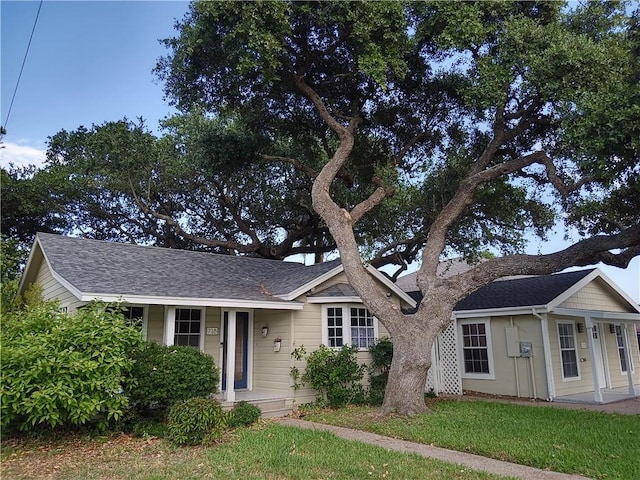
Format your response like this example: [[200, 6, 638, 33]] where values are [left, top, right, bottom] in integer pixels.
[[3, 0, 44, 133]]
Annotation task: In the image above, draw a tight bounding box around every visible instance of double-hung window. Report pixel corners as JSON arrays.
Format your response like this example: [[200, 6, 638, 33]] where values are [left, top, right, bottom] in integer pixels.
[[459, 320, 494, 378], [558, 322, 579, 380], [614, 325, 633, 373], [324, 305, 376, 349], [174, 308, 202, 348]]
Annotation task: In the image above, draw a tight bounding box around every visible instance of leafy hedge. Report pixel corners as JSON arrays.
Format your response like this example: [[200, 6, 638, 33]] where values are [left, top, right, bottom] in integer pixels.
[[125, 342, 219, 413], [1, 301, 144, 431], [167, 397, 226, 446], [291, 344, 366, 407]]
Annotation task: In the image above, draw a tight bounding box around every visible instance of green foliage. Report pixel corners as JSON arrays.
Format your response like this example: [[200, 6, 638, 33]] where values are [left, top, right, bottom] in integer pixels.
[[0, 301, 144, 431], [291, 345, 366, 408], [226, 401, 261, 428], [125, 342, 219, 413], [166, 397, 226, 446], [0, 236, 26, 314], [367, 338, 393, 405]]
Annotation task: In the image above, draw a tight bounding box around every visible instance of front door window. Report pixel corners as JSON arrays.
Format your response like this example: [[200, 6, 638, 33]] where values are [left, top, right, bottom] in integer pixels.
[[222, 311, 249, 389]]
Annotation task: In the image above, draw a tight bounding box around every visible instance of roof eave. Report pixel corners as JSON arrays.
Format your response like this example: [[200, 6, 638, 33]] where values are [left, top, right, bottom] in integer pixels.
[[454, 304, 548, 319], [78, 293, 304, 310]]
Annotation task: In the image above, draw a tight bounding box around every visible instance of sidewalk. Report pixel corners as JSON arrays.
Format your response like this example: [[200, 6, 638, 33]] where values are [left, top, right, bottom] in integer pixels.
[[277, 418, 590, 480]]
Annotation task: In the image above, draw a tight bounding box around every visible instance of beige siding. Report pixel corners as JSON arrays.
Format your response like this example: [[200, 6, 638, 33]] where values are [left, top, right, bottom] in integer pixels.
[[288, 278, 395, 404], [548, 316, 594, 396], [252, 310, 293, 393], [202, 307, 222, 359], [146, 305, 165, 343], [35, 258, 83, 311], [559, 279, 630, 312], [460, 315, 548, 400]]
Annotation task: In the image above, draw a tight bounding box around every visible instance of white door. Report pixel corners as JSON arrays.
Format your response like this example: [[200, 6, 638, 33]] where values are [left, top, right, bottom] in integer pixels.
[[592, 325, 607, 388]]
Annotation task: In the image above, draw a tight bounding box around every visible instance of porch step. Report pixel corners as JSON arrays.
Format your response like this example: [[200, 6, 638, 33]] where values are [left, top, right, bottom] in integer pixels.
[[221, 397, 293, 419]]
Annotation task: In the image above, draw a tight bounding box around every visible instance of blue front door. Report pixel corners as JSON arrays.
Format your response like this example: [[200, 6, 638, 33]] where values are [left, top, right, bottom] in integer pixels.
[[222, 311, 249, 389]]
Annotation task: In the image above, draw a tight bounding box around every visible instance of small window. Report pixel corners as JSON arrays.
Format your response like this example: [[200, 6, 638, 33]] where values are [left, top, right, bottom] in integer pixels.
[[174, 308, 202, 348], [324, 305, 377, 349], [327, 307, 344, 347], [558, 322, 579, 379], [461, 323, 490, 374], [614, 325, 632, 373], [350, 307, 375, 349], [122, 306, 144, 327]]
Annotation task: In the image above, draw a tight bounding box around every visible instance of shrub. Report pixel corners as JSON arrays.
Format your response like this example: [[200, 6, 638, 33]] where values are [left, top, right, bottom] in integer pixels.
[[0, 301, 145, 431], [367, 337, 393, 405], [227, 401, 261, 428], [291, 344, 366, 407], [125, 342, 219, 413], [166, 397, 226, 446]]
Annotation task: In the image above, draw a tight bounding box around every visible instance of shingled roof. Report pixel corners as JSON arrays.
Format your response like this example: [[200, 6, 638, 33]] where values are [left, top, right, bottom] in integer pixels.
[[453, 269, 595, 311], [397, 267, 597, 312], [34, 233, 341, 303]]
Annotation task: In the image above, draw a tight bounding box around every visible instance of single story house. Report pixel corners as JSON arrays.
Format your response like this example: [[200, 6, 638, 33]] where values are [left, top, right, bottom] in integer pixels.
[[398, 268, 640, 404], [19, 233, 639, 411], [18, 233, 415, 415]]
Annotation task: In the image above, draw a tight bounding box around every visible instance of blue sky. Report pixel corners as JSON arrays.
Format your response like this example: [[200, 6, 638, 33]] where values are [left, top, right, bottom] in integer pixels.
[[1, 1, 638, 301]]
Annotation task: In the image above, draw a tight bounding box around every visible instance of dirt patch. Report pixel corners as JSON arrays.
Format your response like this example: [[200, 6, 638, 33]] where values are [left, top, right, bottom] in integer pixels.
[[1, 433, 205, 480]]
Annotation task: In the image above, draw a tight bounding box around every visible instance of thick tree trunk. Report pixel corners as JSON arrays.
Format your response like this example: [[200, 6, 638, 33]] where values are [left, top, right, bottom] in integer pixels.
[[381, 326, 435, 415]]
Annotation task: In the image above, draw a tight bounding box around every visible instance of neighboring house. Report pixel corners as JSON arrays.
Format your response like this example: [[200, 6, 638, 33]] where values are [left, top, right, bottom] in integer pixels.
[[398, 268, 640, 404], [18, 233, 416, 414]]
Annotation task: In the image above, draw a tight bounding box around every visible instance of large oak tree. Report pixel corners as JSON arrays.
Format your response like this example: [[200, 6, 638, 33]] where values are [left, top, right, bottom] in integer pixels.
[[157, 0, 639, 414]]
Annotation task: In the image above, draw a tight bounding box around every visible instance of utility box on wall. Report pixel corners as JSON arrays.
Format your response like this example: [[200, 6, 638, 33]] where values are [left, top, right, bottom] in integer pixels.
[[506, 327, 520, 357], [519, 341, 532, 357]]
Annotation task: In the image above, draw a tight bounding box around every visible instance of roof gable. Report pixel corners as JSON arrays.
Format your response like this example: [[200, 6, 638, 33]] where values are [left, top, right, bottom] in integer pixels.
[[454, 269, 595, 311]]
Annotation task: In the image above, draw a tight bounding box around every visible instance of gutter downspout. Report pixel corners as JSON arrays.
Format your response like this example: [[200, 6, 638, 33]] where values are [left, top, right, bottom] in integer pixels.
[[510, 316, 520, 398], [533, 309, 555, 402]]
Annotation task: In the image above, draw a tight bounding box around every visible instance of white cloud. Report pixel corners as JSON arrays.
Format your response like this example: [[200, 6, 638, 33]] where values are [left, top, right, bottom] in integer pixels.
[[0, 142, 46, 170]]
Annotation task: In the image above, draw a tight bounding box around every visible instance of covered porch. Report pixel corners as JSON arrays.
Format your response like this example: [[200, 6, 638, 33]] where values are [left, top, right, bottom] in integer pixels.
[[552, 308, 640, 404], [555, 384, 640, 404]]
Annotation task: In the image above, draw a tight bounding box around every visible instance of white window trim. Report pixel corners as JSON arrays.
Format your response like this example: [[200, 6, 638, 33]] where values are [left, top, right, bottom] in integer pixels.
[[457, 319, 495, 380], [174, 306, 205, 352], [557, 320, 581, 382], [614, 325, 634, 375], [321, 304, 379, 350]]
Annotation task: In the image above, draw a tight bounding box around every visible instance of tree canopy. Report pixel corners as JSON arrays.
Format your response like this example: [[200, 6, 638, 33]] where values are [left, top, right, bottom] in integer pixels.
[[156, 0, 639, 414]]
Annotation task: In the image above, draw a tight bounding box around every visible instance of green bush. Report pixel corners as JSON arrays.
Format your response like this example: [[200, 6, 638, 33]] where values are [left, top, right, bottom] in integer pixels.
[[166, 397, 226, 446], [291, 344, 366, 408], [227, 401, 261, 428], [367, 337, 393, 405], [0, 301, 144, 431], [125, 342, 219, 413]]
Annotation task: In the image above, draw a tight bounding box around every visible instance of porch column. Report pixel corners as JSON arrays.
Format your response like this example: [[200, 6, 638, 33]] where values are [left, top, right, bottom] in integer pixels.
[[164, 306, 176, 346], [621, 323, 637, 396], [225, 310, 237, 403], [584, 315, 603, 403]]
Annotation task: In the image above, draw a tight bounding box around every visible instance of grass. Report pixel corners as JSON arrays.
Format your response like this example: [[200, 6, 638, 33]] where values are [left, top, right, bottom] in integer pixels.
[[1, 423, 510, 480], [303, 399, 640, 480]]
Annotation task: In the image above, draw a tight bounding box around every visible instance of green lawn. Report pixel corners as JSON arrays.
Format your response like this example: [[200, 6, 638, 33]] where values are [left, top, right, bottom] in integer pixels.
[[1, 424, 510, 480], [303, 399, 640, 480]]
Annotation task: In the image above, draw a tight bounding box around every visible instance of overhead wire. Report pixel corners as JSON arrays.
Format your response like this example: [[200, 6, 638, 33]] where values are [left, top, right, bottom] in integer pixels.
[[3, 0, 44, 133]]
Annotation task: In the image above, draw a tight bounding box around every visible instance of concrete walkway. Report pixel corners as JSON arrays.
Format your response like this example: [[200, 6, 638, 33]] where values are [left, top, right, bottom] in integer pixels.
[[277, 418, 590, 480]]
